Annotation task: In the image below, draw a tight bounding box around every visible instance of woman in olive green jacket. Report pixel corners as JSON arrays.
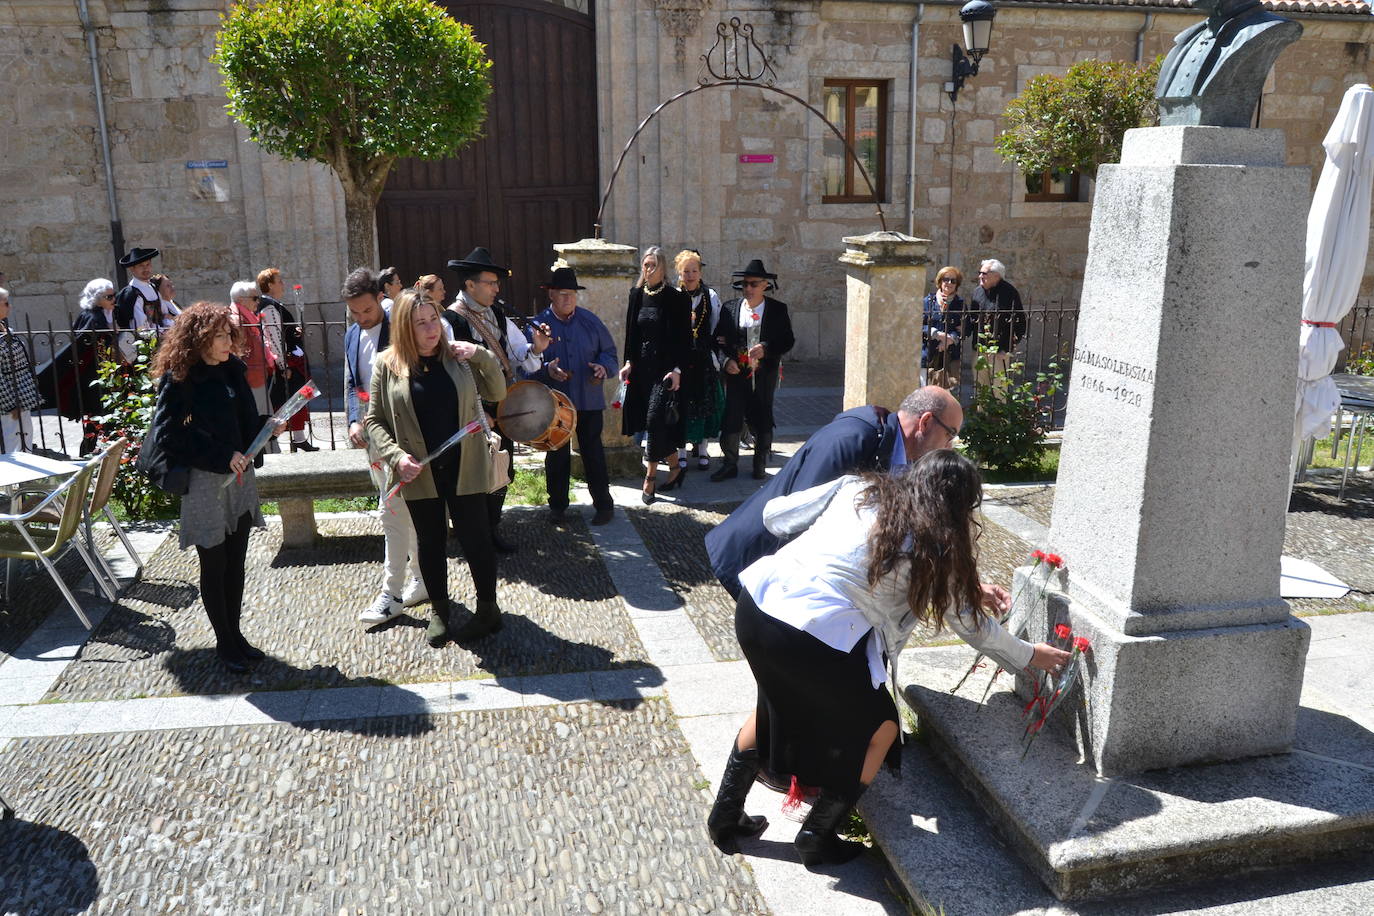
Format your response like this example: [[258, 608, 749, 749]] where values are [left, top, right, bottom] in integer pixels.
[[366, 289, 507, 647]]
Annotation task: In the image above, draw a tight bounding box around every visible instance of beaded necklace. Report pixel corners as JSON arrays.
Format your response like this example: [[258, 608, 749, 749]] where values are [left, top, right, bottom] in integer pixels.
[[643, 280, 666, 297], [684, 286, 710, 340]]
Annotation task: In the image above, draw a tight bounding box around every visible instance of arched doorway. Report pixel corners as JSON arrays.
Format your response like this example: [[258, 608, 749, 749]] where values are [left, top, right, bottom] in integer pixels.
[[376, 0, 597, 314]]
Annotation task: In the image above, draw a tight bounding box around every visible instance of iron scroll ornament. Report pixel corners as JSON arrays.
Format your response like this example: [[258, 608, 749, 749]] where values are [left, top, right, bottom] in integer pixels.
[[594, 20, 887, 237]]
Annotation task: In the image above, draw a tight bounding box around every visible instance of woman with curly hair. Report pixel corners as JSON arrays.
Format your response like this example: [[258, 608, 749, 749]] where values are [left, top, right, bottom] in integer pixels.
[[148, 302, 276, 673], [706, 449, 1070, 866]]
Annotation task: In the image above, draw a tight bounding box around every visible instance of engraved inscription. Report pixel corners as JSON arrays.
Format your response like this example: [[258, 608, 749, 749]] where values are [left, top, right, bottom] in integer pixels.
[[1073, 346, 1153, 408]]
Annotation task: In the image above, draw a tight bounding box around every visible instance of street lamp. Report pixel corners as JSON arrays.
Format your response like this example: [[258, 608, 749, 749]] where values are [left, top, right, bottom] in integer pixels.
[[947, 0, 996, 104]]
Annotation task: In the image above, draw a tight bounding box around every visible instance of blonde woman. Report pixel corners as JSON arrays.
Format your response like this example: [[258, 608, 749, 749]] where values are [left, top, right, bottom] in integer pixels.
[[674, 248, 724, 471], [365, 289, 507, 647], [618, 246, 691, 503]]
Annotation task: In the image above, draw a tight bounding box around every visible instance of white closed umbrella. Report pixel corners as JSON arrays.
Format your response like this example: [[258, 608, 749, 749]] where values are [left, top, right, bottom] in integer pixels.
[[1296, 83, 1374, 441]]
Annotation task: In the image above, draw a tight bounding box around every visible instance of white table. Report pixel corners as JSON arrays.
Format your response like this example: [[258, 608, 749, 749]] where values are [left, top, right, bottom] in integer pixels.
[[0, 452, 83, 489]]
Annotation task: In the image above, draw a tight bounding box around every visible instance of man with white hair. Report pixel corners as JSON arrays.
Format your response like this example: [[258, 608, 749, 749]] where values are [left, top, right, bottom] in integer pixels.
[[969, 258, 1026, 392], [229, 280, 278, 417]]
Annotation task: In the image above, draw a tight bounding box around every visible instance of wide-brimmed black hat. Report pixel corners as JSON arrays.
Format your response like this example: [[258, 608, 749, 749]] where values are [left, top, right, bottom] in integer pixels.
[[731, 258, 777, 280], [118, 247, 159, 268], [541, 267, 585, 290], [447, 247, 510, 277]]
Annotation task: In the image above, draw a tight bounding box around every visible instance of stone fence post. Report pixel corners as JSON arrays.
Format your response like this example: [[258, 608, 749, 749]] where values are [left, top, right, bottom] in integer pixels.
[[838, 232, 930, 411], [553, 238, 639, 452]]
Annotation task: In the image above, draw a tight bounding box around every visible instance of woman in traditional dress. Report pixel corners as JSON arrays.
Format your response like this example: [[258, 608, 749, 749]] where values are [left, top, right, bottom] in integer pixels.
[[618, 246, 691, 504], [706, 450, 1070, 865], [673, 249, 723, 472]]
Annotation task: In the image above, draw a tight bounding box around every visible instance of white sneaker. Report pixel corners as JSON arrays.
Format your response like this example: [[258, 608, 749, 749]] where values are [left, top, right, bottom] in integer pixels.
[[359, 593, 401, 624], [401, 578, 429, 608]]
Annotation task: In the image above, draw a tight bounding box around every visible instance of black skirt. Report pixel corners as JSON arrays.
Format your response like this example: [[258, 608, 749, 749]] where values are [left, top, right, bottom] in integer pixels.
[[734, 590, 899, 798]]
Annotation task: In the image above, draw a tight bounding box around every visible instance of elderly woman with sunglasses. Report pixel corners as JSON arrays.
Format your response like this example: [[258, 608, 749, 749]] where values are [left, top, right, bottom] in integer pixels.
[[921, 266, 970, 392], [69, 278, 125, 454]]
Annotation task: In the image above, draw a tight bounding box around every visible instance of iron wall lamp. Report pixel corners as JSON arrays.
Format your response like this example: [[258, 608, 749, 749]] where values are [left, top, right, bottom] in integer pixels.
[[947, 0, 996, 104]]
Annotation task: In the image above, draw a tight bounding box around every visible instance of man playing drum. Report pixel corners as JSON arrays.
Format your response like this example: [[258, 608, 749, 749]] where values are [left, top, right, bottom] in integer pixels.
[[524, 267, 619, 525]]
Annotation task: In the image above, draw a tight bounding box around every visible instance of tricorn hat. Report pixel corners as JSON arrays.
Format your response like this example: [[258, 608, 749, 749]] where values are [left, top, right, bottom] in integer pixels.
[[447, 247, 510, 278], [118, 247, 160, 268], [731, 258, 778, 280], [541, 267, 585, 291]]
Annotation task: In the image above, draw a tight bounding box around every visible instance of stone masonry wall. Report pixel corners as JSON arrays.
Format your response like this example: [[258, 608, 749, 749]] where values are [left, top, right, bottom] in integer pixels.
[[597, 0, 1374, 361]]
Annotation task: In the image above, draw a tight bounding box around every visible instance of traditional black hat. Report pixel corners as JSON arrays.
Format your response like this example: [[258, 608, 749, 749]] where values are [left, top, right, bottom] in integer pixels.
[[541, 267, 585, 290], [447, 247, 510, 277], [118, 247, 160, 268], [731, 258, 777, 280]]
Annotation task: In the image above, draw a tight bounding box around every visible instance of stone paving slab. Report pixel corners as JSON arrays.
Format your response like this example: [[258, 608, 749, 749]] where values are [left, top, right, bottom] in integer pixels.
[[45, 511, 649, 703], [988, 479, 1374, 615], [0, 698, 768, 916], [624, 502, 742, 662]]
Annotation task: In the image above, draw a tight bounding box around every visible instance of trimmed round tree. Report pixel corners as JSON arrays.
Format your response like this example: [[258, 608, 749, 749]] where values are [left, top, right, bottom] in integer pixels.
[[216, 0, 492, 267], [995, 57, 1161, 181]]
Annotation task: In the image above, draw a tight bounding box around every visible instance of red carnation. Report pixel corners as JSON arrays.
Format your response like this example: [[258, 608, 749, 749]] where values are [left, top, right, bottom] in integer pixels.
[[1046, 553, 1064, 568], [1031, 549, 1047, 562], [1054, 623, 1072, 640], [1073, 636, 1091, 653], [300, 385, 315, 398], [356, 389, 370, 403], [293, 284, 302, 290]]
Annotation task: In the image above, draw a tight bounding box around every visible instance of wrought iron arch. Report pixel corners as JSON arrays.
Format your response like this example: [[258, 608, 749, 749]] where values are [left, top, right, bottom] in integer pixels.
[[594, 18, 887, 238]]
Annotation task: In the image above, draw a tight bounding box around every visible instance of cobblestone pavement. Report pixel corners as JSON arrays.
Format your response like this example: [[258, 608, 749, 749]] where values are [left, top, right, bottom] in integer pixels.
[[0, 699, 767, 915], [624, 503, 740, 662], [0, 529, 116, 661], [45, 512, 648, 703], [986, 477, 1374, 615]]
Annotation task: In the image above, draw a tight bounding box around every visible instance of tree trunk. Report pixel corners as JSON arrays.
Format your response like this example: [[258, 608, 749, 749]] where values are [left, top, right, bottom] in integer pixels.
[[342, 185, 379, 274]]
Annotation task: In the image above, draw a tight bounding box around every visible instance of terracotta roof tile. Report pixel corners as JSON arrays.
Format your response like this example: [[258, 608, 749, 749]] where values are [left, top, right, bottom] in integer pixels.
[[1013, 0, 1371, 15]]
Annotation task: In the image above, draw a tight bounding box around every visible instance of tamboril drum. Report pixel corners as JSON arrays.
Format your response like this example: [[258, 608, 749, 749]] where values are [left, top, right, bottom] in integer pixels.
[[497, 380, 577, 451]]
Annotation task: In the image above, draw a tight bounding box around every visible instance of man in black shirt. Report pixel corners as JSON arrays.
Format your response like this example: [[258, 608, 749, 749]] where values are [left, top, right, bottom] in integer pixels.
[[969, 258, 1026, 393]]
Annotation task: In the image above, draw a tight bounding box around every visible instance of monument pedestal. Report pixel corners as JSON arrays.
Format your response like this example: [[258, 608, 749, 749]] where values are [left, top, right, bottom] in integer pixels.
[[837, 232, 929, 411]]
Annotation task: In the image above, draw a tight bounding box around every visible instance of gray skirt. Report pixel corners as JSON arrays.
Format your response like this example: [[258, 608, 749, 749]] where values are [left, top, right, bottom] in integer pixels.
[[179, 467, 265, 550]]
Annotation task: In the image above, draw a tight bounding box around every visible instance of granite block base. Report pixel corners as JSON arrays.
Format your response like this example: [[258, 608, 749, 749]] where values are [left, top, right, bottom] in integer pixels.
[[897, 646, 1374, 902], [1009, 565, 1311, 776]]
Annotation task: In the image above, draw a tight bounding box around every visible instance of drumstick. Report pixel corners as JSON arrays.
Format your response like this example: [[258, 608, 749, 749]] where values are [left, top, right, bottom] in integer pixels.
[[498, 409, 539, 420]]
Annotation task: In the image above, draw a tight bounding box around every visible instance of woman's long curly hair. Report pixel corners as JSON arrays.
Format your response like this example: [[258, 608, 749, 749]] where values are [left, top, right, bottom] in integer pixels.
[[150, 302, 242, 382], [857, 449, 985, 632]]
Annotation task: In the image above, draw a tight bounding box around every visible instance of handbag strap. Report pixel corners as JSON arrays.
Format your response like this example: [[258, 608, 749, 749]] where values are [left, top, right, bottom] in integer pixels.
[[455, 303, 513, 382], [456, 359, 495, 438]]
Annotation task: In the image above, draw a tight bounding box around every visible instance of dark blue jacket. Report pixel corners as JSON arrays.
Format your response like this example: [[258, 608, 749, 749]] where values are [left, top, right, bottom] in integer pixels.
[[921, 293, 969, 364], [522, 305, 618, 411], [343, 314, 390, 425], [704, 405, 903, 599]]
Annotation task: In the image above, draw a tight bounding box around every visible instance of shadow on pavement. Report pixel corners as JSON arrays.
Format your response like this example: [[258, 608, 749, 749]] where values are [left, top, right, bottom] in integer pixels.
[[0, 816, 99, 913]]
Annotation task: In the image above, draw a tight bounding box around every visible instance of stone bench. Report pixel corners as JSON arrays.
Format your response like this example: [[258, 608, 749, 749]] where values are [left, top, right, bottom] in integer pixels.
[[256, 449, 378, 548]]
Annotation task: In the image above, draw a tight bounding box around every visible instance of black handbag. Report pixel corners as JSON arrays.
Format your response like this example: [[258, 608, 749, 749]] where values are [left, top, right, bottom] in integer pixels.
[[135, 380, 191, 495]]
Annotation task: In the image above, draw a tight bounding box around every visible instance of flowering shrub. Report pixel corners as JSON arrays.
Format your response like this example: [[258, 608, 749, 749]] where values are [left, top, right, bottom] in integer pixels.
[[959, 342, 1063, 472], [1347, 342, 1374, 377], [92, 336, 178, 519]]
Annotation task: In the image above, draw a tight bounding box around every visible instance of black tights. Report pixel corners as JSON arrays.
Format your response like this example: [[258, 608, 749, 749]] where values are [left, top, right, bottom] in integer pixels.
[[404, 462, 497, 610], [196, 512, 254, 655]]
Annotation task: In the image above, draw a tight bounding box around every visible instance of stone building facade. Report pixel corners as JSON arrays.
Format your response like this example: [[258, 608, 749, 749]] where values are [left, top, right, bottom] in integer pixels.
[[2, 0, 1371, 361], [598, 0, 1374, 359]]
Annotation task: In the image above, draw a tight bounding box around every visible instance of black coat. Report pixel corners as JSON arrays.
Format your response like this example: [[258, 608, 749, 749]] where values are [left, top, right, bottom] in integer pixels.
[[705, 405, 902, 599], [621, 285, 691, 438], [152, 356, 266, 475], [969, 280, 1026, 353], [714, 296, 795, 371]]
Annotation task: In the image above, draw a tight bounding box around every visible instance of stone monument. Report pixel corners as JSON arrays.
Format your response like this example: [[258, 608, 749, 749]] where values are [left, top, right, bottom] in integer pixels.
[[886, 122, 1374, 899]]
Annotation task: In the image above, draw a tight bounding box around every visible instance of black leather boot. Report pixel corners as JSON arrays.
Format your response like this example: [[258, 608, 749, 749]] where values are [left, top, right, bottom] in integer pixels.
[[706, 744, 769, 854], [794, 787, 868, 867], [452, 598, 502, 642]]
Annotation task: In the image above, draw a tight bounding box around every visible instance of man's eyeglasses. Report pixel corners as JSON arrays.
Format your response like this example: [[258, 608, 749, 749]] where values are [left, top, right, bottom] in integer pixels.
[[929, 411, 959, 440], [474, 279, 500, 287]]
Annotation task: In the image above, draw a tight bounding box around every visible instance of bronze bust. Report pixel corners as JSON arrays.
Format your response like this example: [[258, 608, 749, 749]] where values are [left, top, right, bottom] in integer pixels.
[[1155, 0, 1302, 128]]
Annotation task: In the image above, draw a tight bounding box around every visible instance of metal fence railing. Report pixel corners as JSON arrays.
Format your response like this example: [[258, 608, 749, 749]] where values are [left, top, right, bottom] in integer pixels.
[[8, 297, 1374, 454]]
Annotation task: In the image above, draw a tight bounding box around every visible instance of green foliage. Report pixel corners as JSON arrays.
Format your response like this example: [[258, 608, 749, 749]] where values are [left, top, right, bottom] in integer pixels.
[[959, 344, 1064, 473], [215, 0, 492, 223], [995, 57, 1162, 178], [1346, 342, 1374, 376], [92, 337, 179, 520]]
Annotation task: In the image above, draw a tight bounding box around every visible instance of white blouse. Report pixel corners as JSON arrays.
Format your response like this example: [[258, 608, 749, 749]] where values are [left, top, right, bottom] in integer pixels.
[[738, 476, 1034, 689]]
